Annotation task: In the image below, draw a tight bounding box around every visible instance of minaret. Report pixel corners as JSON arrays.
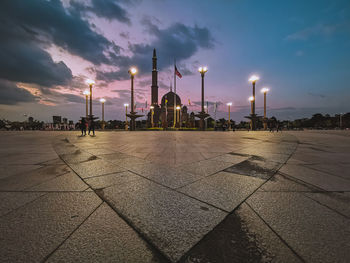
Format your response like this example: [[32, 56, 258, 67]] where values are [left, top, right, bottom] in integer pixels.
[[151, 48, 158, 106]]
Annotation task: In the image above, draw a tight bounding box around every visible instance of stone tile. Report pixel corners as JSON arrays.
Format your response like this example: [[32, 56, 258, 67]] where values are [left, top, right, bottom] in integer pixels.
[[303, 163, 350, 180], [27, 171, 88, 192], [98, 152, 132, 161], [180, 203, 301, 263], [200, 152, 224, 159], [280, 164, 350, 191], [102, 178, 227, 262], [84, 148, 116, 155], [69, 159, 125, 179], [0, 192, 102, 262], [0, 164, 41, 180], [128, 163, 203, 189], [210, 154, 249, 164], [224, 157, 282, 180], [259, 173, 320, 192], [175, 152, 206, 166], [85, 171, 142, 190], [60, 150, 96, 164], [110, 156, 151, 168], [47, 203, 167, 263], [179, 172, 264, 212], [0, 165, 71, 191], [0, 192, 45, 217], [178, 159, 233, 177], [0, 153, 58, 165], [303, 192, 350, 218], [247, 192, 350, 263]]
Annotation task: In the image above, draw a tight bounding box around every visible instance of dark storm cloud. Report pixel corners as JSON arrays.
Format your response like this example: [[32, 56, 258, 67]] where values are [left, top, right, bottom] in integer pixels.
[[96, 18, 215, 82], [0, 80, 38, 105], [1, 0, 116, 66]]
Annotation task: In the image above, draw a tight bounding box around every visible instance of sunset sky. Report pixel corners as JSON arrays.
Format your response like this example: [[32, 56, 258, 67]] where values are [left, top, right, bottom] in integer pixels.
[[1, 0, 349, 122]]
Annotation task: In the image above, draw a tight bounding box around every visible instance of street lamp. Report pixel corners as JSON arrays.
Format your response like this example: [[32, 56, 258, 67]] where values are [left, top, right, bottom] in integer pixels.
[[261, 87, 269, 130], [227, 102, 232, 130], [83, 90, 90, 119], [128, 67, 137, 131], [124, 103, 129, 130], [248, 96, 255, 130], [248, 75, 259, 130], [86, 79, 95, 118], [197, 66, 209, 130], [100, 98, 106, 129], [150, 105, 154, 128], [176, 106, 181, 128]]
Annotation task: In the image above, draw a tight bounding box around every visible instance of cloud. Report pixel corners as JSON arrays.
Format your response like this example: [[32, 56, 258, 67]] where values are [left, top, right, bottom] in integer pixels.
[[70, 0, 131, 24], [96, 18, 215, 81], [308, 92, 326, 99], [1, 0, 118, 66], [0, 79, 38, 105], [285, 23, 348, 41]]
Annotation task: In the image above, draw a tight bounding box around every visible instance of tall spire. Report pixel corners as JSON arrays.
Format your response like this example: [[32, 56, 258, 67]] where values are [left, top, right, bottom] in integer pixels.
[[170, 80, 172, 92], [151, 48, 158, 106]]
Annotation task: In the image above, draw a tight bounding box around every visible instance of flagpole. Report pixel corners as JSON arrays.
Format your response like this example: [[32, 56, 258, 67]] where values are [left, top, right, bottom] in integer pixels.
[[174, 59, 176, 128]]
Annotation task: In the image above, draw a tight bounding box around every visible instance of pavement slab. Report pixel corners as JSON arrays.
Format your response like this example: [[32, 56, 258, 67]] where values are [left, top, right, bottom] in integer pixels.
[[85, 171, 142, 190], [26, 171, 89, 192], [0, 192, 45, 217], [247, 191, 350, 263], [0, 164, 71, 191], [69, 158, 126, 179], [0, 164, 42, 180], [47, 203, 167, 263], [101, 177, 227, 262], [178, 171, 265, 212], [180, 203, 302, 263], [280, 163, 350, 191], [126, 163, 203, 189], [178, 159, 234, 177], [0, 192, 102, 262]]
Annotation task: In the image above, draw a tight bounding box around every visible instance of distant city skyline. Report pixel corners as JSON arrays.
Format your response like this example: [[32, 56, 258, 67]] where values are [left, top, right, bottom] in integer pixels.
[[0, 0, 349, 122]]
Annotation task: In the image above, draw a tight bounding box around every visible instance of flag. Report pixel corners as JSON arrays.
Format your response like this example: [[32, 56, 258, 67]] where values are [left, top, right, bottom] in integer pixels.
[[188, 99, 191, 106], [175, 66, 182, 78]]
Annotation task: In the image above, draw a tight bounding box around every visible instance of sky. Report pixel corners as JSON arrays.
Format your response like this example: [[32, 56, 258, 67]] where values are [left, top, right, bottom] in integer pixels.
[[0, 0, 349, 122]]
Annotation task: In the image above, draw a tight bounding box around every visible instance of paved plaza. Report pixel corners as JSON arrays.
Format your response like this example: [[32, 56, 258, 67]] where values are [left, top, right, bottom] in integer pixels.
[[0, 130, 349, 262]]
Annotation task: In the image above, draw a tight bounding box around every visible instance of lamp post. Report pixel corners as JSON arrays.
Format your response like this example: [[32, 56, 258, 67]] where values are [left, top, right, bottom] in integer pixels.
[[196, 66, 209, 130], [248, 96, 255, 130], [261, 88, 269, 130], [227, 102, 232, 130], [176, 106, 181, 128], [150, 105, 154, 128], [86, 79, 95, 119], [127, 67, 142, 131], [100, 98, 106, 129], [124, 103, 129, 130], [340, 113, 343, 129], [83, 90, 90, 119], [248, 75, 259, 130]]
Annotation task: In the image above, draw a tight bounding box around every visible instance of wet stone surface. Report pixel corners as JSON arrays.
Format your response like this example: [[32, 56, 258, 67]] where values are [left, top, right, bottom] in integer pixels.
[[1, 130, 349, 262]]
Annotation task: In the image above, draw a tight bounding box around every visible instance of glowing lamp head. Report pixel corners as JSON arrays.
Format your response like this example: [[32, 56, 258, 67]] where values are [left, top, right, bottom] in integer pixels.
[[261, 87, 269, 93], [86, 79, 95, 86], [100, 98, 106, 103], [176, 106, 181, 110], [227, 102, 232, 106], [248, 96, 255, 102], [150, 106, 154, 110], [83, 90, 90, 96], [128, 67, 137, 76], [198, 66, 208, 73], [124, 103, 129, 107], [249, 75, 259, 83]]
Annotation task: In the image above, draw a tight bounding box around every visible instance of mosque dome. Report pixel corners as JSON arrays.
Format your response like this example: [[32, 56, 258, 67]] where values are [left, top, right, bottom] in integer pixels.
[[161, 91, 181, 107]]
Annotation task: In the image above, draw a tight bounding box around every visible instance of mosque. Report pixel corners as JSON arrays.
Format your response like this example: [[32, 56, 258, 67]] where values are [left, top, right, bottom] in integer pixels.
[[147, 49, 195, 128]]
